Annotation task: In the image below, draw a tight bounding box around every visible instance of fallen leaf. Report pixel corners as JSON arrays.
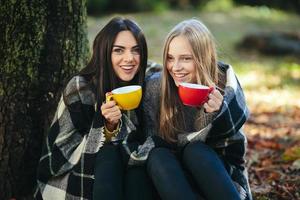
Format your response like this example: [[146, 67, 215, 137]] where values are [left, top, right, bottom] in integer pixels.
[[291, 159, 300, 170], [268, 171, 281, 181], [261, 159, 273, 167], [255, 139, 283, 150], [282, 146, 300, 161], [251, 183, 272, 194]]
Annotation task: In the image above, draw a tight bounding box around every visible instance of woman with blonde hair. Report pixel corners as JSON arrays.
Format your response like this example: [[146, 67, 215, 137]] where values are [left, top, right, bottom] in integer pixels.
[[129, 19, 252, 200]]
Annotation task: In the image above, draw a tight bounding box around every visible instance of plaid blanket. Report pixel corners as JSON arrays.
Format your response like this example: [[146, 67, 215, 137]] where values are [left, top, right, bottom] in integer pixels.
[[125, 62, 253, 200], [35, 76, 139, 200]]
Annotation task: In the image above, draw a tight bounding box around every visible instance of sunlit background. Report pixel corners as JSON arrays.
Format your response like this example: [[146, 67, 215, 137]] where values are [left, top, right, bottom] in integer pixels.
[[87, 0, 300, 108], [86, 0, 300, 199]]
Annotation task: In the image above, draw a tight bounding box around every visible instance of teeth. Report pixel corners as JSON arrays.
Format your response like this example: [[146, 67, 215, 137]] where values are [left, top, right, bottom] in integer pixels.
[[174, 73, 186, 78], [121, 65, 134, 70]]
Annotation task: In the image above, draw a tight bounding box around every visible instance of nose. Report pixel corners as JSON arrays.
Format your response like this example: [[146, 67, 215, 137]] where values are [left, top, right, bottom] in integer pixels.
[[124, 51, 134, 62], [172, 60, 182, 71]]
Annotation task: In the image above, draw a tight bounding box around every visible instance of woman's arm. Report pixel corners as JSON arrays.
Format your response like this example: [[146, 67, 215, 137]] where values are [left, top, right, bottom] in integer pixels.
[[207, 67, 250, 141], [37, 76, 96, 182]]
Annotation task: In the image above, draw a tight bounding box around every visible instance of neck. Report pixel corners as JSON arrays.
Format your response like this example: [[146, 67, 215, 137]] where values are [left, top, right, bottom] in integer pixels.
[[118, 80, 131, 87]]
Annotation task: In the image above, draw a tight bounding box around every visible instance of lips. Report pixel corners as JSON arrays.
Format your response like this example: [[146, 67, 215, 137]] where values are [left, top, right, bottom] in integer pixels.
[[172, 73, 189, 81], [173, 73, 187, 78], [121, 65, 134, 69], [120, 65, 136, 73], [172, 73, 195, 86]]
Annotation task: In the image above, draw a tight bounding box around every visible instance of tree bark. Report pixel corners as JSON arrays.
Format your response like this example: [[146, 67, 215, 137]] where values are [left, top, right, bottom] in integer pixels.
[[0, 0, 89, 199]]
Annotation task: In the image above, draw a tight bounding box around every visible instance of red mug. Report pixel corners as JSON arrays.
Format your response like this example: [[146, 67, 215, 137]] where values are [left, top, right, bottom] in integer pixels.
[[178, 83, 214, 107]]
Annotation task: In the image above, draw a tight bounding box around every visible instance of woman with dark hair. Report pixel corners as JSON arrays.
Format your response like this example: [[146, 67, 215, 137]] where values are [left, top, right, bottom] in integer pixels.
[[35, 16, 154, 200], [129, 19, 252, 200]]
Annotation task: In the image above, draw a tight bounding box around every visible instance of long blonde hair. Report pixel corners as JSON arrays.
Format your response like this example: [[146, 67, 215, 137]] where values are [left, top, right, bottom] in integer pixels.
[[159, 19, 219, 143]]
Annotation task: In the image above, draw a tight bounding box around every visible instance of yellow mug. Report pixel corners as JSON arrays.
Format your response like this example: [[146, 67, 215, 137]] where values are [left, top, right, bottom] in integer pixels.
[[106, 85, 142, 110]]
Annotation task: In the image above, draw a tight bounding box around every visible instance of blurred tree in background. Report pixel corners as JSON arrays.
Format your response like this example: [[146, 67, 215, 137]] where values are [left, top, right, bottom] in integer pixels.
[[0, 0, 89, 199], [87, 0, 300, 15], [233, 0, 300, 14], [87, 0, 211, 14]]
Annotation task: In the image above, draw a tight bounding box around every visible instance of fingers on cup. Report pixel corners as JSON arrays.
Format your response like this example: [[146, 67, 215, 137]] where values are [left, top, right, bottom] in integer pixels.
[[204, 97, 221, 113], [204, 103, 213, 113], [208, 98, 216, 107], [101, 103, 119, 118], [209, 90, 223, 106], [208, 94, 220, 107], [101, 100, 116, 110], [213, 89, 223, 100], [105, 92, 113, 102], [105, 111, 122, 123]]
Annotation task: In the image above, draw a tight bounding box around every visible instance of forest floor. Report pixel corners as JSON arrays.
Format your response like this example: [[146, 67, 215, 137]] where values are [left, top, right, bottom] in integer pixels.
[[244, 88, 300, 200]]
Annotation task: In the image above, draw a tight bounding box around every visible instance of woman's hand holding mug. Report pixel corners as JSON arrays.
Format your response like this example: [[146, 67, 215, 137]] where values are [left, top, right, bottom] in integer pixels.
[[203, 88, 223, 113], [101, 95, 122, 131]]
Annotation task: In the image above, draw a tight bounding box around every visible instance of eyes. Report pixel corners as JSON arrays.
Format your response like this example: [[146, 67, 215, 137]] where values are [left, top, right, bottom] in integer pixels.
[[112, 46, 140, 55], [167, 55, 193, 63]]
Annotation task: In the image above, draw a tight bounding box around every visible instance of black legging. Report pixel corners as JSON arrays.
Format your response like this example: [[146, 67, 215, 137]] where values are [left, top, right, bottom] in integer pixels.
[[125, 166, 159, 200], [93, 144, 124, 200], [147, 141, 240, 200], [93, 144, 156, 200]]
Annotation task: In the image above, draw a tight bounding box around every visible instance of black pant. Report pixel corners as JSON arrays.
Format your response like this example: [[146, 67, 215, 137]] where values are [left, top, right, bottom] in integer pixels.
[[93, 144, 156, 200], [125, 166, 159, 200], [93, 144, 124, 200], [147, 141, 240, 200]]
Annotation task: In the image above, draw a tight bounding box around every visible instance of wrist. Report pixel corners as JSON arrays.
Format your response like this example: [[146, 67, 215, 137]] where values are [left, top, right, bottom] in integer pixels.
[[105, 121, 118, 132], [104, 121, 121, 137]]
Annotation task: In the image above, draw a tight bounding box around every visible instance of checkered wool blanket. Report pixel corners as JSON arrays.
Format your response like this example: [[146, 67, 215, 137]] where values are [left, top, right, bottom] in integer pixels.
[[125, 62, 253, 200], [35, 75, 139, 200]]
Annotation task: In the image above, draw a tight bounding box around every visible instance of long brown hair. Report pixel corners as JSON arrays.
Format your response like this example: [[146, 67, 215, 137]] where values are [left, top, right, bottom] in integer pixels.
[[64, 17, 148, 112], [159, 19, 219, 142]]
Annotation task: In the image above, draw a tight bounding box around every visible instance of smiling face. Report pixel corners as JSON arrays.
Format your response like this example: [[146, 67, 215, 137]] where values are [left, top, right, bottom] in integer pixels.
[[111, 31, 140, 82], [166, 35, 197, 86]]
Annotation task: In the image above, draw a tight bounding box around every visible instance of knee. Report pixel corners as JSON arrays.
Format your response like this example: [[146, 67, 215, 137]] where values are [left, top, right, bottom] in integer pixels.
[[183, 142, 217, 166], [183, 141, 212, 156], [147, 148, 172, 175], [148, 148, 170, 164]]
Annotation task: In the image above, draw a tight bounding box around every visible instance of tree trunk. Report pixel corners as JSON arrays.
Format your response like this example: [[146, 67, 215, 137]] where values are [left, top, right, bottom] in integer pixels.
[[0, 0, 89, 199]]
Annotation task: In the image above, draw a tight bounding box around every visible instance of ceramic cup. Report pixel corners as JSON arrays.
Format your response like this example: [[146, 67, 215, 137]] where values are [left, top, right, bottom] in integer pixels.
[[106, 85, 142, 110], [178, 82, 213, 107]]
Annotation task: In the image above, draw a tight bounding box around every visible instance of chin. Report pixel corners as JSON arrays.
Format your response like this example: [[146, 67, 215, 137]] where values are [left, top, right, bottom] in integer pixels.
[[120, 76, 135, 82], [173, 80, 180, 87]]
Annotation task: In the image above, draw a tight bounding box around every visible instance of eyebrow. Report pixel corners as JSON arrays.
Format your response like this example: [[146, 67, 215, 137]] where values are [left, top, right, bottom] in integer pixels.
[[180, 54, 193, 57], [113, 45, 139, 48], [167, 53, 192, 56]]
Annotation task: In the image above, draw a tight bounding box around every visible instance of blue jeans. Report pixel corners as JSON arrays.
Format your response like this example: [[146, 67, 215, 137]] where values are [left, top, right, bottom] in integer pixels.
[[147, 141, 240, 200]]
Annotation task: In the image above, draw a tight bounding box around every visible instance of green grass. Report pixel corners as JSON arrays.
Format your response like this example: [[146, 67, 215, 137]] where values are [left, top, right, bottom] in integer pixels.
[[87, 6, 300, 92]]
